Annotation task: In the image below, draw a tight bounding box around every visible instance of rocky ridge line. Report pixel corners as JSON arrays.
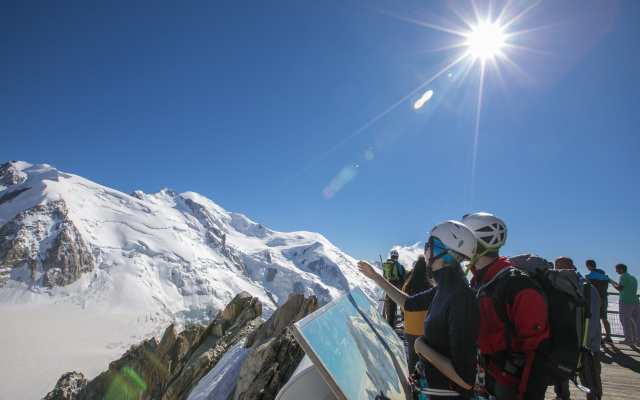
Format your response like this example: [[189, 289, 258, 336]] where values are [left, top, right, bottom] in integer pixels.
[[44, 291, 319, 400]]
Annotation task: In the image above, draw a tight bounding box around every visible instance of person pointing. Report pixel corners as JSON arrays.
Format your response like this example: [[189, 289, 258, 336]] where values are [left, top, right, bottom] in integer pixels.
[[358, 220, 480, 399]]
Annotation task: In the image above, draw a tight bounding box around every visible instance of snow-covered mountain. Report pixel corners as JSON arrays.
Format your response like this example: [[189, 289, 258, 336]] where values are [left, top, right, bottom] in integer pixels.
[[0, 160, 381, 400]]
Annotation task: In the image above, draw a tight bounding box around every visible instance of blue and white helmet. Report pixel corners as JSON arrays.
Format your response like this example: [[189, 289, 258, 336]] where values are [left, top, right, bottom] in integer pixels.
[[389, 249, 399, 258]]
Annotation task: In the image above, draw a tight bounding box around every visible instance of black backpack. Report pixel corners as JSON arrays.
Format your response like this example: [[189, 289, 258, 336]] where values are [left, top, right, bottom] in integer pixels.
[[477, 254, 591, 385]]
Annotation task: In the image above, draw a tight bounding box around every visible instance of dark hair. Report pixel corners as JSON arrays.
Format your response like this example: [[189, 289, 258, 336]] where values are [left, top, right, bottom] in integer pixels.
[[586, 259, 596, 269], [555, 256, 574, 270], [616, 263, 628, 273], [404, 255, 434, 296]]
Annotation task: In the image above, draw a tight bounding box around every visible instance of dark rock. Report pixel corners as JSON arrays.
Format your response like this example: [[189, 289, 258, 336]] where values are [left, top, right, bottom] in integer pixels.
[[0, 161, 27, 188], [44, 292, 264, 400], [245, 293, 318, 348], [42, 292, 319, 400], [234, 327, 306, 400], [42, 219, 95, 287], [0, 199, 95, 288], [0, 186, 30, 205], [42, 372, 88, 400], [235, 294, 318, 400]]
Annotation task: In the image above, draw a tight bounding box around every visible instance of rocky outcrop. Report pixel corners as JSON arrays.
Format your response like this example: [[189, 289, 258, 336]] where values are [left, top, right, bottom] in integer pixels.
[[0, 199, 95, 288], [234, 327, 306, 400], [0, 186, 30, 205], [0, 161, 27, 189], [43, 292, 319, 400], [244, 293, 318, 348], [44, 292, 263, 400], [233, 293, 318, 400], [43, 372, 88, 400], [42, 219, 95, 287]]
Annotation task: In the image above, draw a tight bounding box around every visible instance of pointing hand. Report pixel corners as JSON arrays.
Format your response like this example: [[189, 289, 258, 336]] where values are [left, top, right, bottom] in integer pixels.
[[357, 261, 378, 280]]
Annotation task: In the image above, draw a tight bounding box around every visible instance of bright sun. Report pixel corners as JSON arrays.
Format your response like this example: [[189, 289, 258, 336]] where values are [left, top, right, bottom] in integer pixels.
[[466, 21, 505, 60]]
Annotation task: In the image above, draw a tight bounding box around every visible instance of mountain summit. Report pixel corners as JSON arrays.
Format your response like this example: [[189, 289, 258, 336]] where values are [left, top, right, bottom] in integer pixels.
[[0, 160, 380, 399]]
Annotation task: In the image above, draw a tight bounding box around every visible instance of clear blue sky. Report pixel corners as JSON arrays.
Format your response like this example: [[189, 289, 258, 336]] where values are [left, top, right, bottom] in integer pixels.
[[2, 0, 639, 277]]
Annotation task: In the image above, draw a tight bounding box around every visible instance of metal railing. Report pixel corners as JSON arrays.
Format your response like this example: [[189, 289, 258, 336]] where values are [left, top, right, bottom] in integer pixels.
[[382, 291, 638, 339], [602, 291, 640, 339]]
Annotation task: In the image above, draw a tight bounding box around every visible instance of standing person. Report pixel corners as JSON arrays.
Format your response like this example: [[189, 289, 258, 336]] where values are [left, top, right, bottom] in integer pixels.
[[358, 221, 480, 399], [585, 259, 613, 344], [381, 249, 406, 327], [552, 257, 603, 400], [611, 264, 640, 344], [462, 212, 550, 400], [401, 254, 434, 373]]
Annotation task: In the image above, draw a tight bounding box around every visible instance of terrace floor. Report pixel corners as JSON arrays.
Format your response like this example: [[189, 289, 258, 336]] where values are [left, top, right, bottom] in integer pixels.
[[543, 341, 640, 400]]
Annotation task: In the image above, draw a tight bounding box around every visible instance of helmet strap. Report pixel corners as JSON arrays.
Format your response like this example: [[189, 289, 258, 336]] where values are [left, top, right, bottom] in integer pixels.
[[465, 241, 501, 274], [427, 251, 449, 271], [425, 236, 452, 270]]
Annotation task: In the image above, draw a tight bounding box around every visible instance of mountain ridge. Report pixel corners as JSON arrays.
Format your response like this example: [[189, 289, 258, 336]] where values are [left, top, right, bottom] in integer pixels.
[[0, 160, 381, 400], [0, 160, 380, 317]]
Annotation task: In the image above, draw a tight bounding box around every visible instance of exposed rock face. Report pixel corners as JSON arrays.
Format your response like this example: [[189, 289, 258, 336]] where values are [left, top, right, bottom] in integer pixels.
[[0, 161, 27, 189], [0, 186, 30, 205], [44, 291, 264, 400], [42, 219, 95, 287], [130, 190, 145, 200], [234, 293, 319, 400], [234, 327, 306, 400], [244, 293, 318, 348], [43, 292, 319, 400], [0, 199, 95, 288], [42, 372, 88, 400], [158, 295, 262, 400]]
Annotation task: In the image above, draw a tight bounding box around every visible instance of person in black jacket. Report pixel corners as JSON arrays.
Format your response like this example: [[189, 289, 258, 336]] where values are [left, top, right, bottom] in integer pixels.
[[358, 221, 480, 399]]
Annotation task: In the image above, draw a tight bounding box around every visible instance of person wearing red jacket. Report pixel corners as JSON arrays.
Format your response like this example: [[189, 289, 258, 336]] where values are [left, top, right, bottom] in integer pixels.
[[463, 213, 550, 400]]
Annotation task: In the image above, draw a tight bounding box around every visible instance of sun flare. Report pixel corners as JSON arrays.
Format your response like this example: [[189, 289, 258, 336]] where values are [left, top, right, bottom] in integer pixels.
[[466, 21, 505, 60]]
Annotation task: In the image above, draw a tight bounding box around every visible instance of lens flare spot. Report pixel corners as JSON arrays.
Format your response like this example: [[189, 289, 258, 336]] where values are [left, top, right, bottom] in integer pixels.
[[322, 186, 335, 199], [413, 90, 434, 110], [364, 150, 374, 160], [339, 165, 357, 182], [323, 165, 358, 199], [330, 177, 343, 192]]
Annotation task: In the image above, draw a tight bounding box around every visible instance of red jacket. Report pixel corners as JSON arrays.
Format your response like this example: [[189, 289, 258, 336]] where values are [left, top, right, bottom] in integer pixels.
[[471, 257, 550, 400]]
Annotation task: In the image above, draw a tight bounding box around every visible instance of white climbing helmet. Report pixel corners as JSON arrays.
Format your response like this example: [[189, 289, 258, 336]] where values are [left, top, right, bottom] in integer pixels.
[[428, 220, 477, 262], [389, 249, 399, 258], [461, 212, 507, 250]]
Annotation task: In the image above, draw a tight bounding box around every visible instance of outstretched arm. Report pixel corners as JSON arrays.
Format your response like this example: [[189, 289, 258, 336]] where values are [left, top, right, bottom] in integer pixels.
[[414, 337, 472, 389], [610, 279, 623, 291], [357, 261, 408, 308]]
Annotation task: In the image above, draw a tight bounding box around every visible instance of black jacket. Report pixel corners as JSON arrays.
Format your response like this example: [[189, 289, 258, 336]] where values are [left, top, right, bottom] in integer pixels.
[[405, 267, 480, 396]]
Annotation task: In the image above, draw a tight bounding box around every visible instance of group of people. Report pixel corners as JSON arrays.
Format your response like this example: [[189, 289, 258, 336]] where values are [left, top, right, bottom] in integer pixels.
[[583, 260, 640, 346], [357, 212, 638, 400]]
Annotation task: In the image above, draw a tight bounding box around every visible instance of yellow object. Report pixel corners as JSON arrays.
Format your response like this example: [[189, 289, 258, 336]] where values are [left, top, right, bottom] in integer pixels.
[[403, 309, 428, 335]]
